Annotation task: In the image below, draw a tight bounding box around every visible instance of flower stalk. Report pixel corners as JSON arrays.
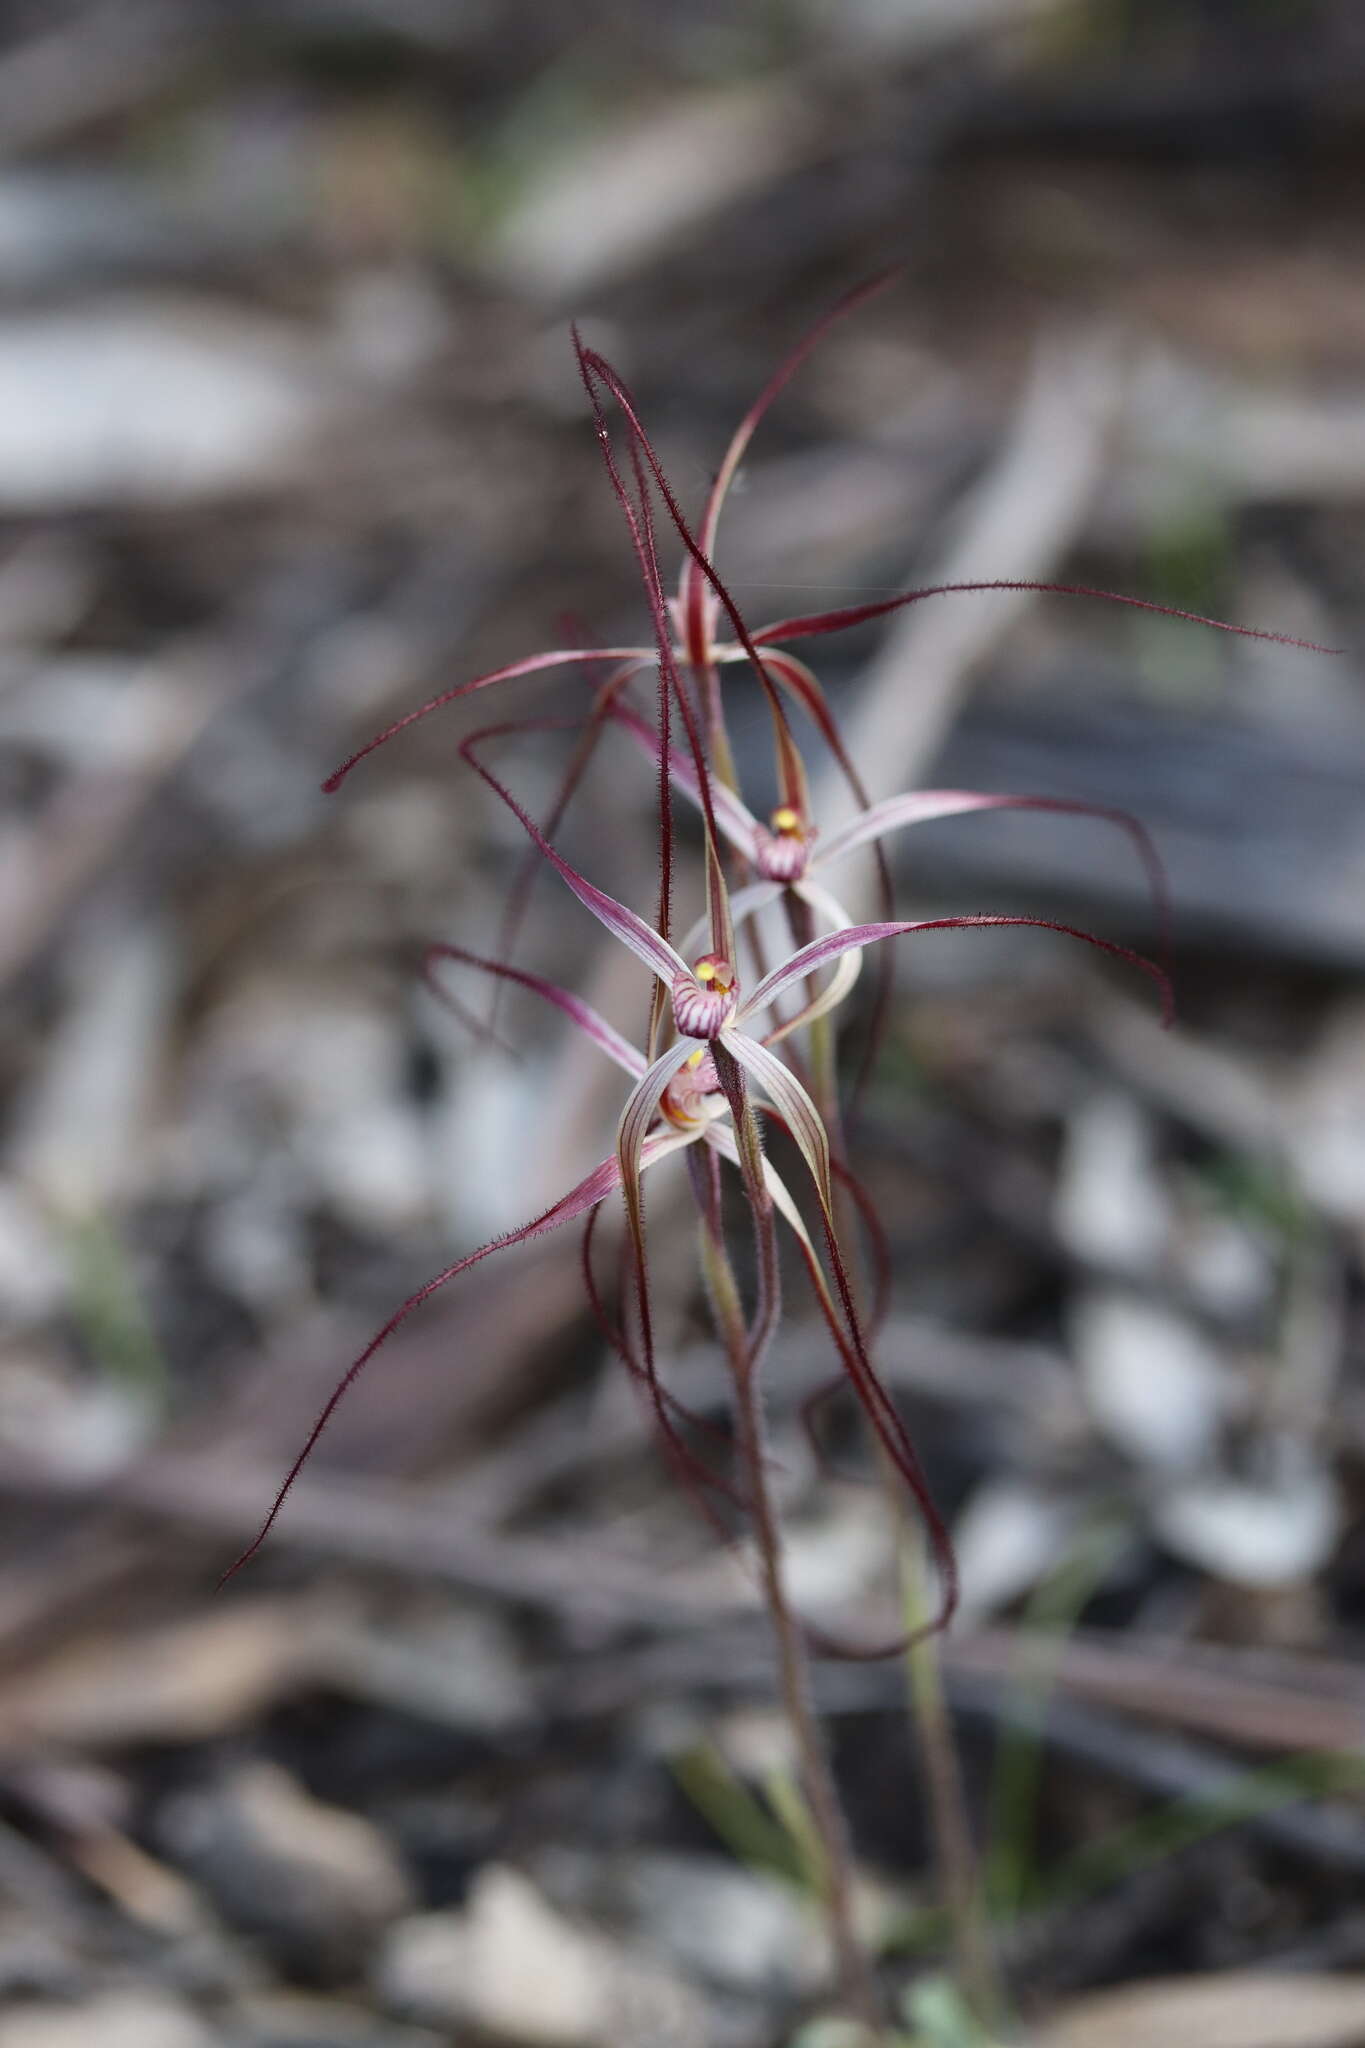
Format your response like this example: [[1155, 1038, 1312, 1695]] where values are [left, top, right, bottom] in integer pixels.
[[709, 1221, 884, 2032]]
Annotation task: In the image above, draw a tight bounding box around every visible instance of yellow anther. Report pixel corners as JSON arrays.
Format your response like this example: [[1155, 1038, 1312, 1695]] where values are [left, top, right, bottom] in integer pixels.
[[686, 1047, 705, 1069], [771, 805, 800, 834], [696, 960, 718, 983]]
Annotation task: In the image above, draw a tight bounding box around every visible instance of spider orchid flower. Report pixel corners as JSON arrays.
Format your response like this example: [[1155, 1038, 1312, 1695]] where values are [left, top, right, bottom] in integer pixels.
[[604, 690, 1170, 1044], [227, 707, 1171, 1615], [447, 724, 1174, 1630]]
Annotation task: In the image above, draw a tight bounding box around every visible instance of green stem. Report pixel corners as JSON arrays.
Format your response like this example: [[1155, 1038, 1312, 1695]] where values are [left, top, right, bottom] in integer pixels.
[[897, 1515, 1003, 2031]]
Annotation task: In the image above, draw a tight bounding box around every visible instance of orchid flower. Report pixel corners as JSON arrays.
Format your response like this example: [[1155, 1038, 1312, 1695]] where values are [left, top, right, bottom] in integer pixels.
[[229, 706, 1171, 1600], [226, 692, 1172, 1608], [236, 283, 1314, 1595], [604, 690, 1170, 1041]]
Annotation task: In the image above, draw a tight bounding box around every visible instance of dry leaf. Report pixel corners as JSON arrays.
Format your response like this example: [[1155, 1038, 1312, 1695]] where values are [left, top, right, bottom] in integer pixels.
[[1037, 1972, 1365, 2048], [0, 1601, 318, 1747]]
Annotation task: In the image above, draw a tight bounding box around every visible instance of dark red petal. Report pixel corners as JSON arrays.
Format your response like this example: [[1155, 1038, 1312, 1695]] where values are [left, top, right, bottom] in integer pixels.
[[322, 647, 649, 793], [753, 579, 1340, 654]]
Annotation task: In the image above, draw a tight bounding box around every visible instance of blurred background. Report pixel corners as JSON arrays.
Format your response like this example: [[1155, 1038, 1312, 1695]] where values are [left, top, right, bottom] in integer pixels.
[[2, 2, 1365, 2043]]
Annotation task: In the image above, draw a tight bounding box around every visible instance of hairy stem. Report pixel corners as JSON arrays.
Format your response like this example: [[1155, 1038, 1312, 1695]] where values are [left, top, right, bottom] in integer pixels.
[[721, 1281, 882, 2027], [807, 998, 1000, 2026], [699, 1057, 885, 2034]]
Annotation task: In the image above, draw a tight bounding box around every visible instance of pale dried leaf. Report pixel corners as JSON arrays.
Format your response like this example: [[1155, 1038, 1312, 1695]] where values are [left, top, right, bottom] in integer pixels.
[[0, 1602, 319, 1747], [1036, 1971, 1365, 2048]]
